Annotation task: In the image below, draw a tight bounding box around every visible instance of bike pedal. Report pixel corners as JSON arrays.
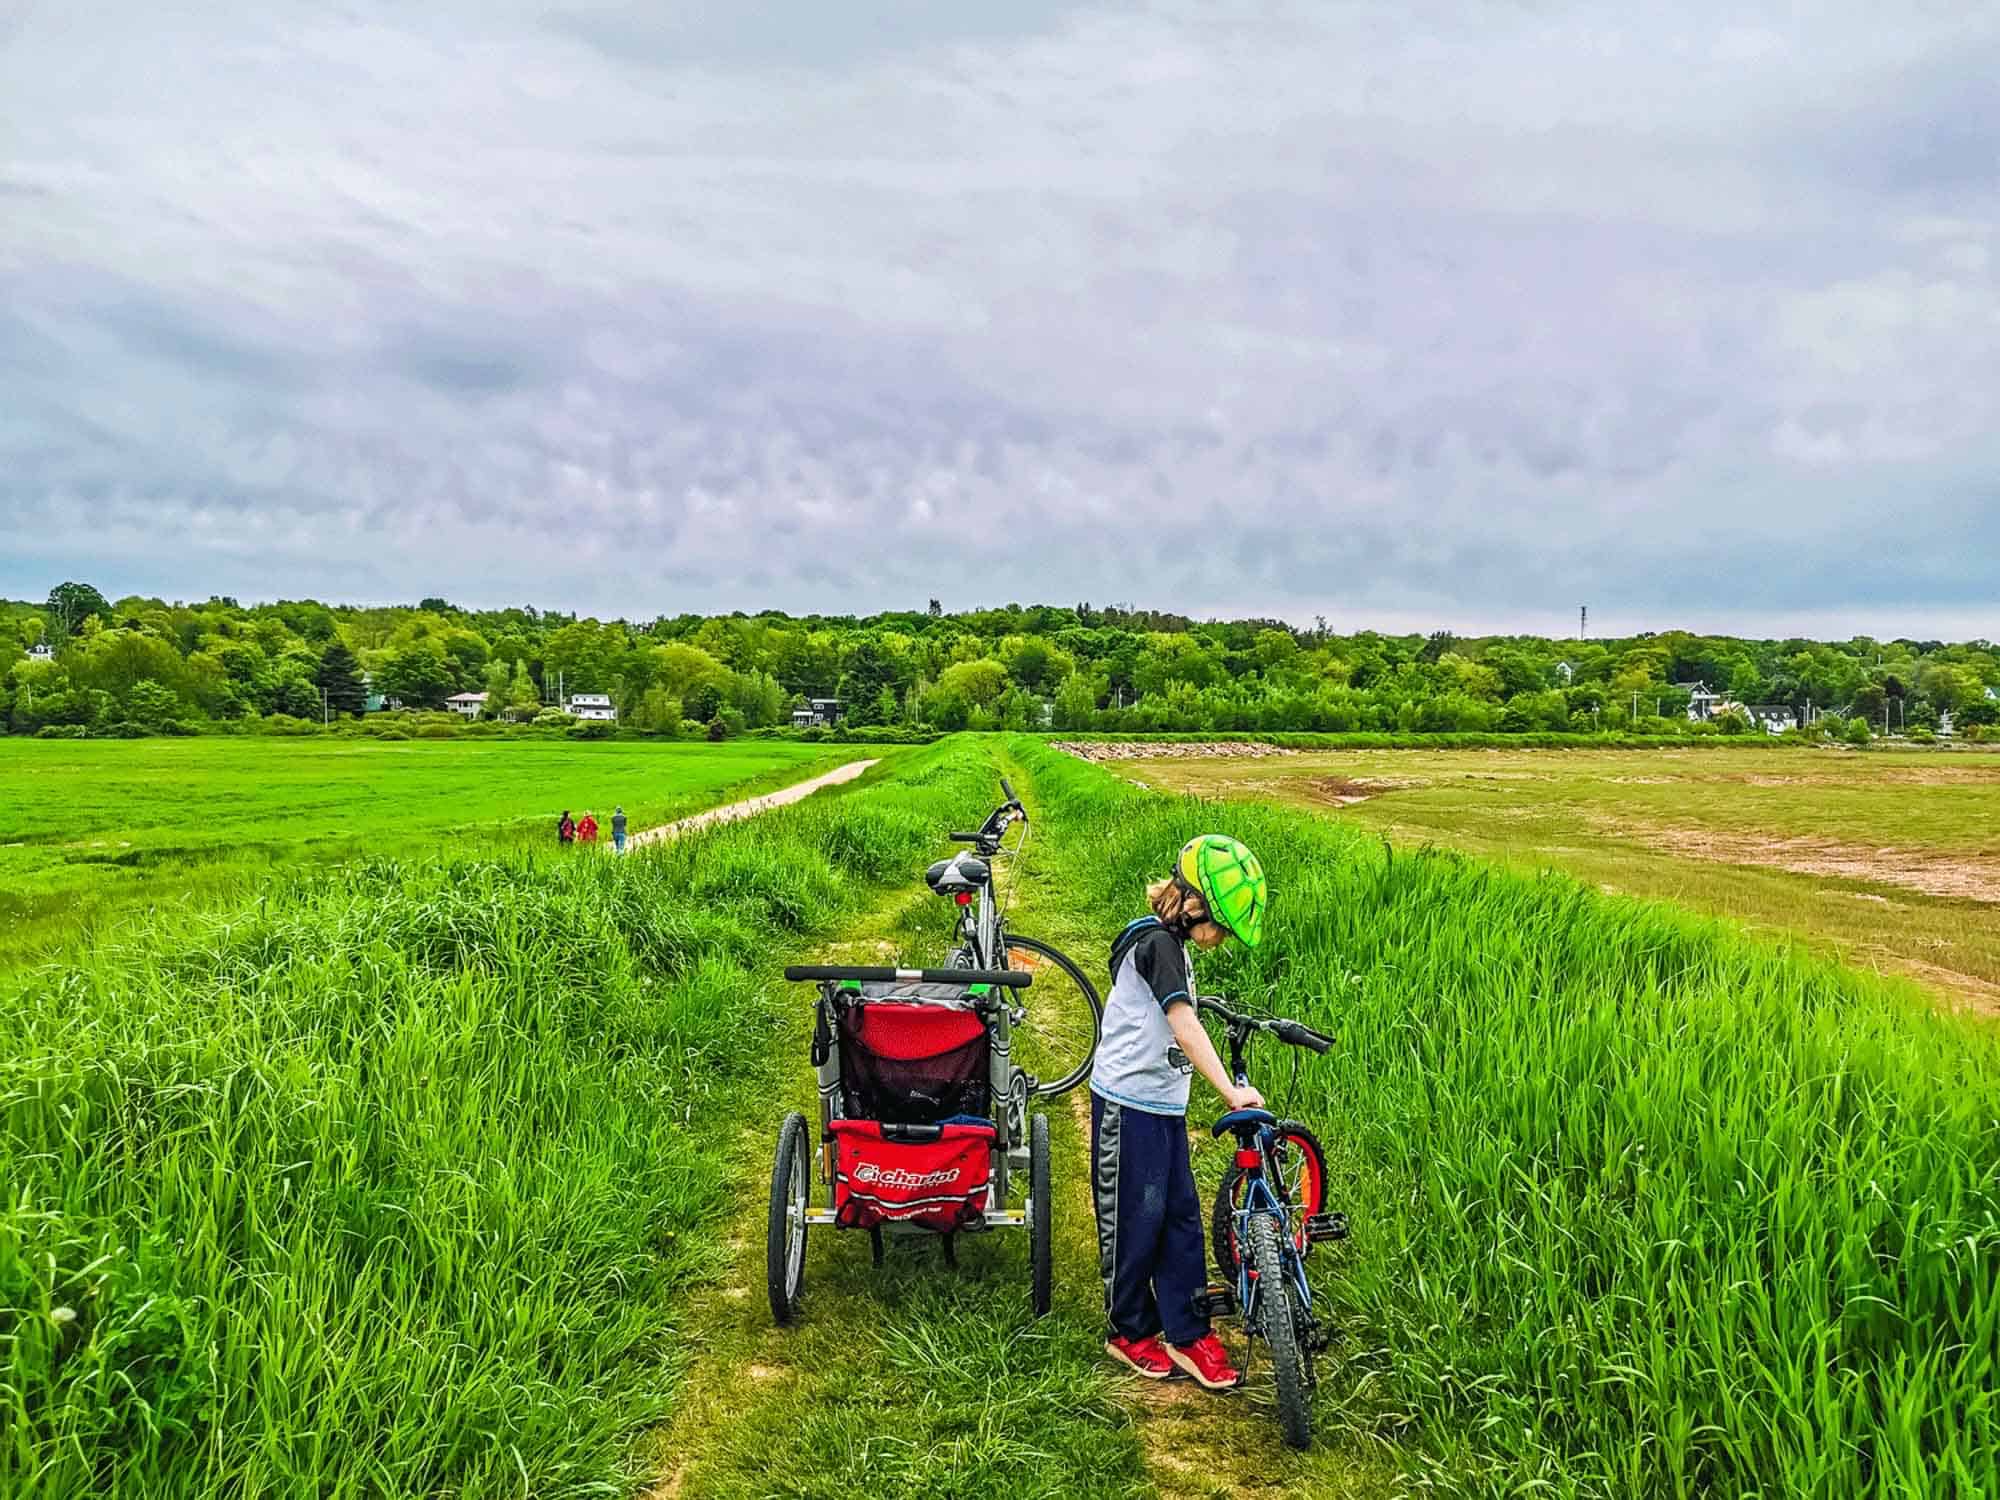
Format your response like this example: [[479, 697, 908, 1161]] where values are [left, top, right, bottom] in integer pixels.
[[1192, 1283, 1238, 1319], [1304, 1212, 1349, 1244]]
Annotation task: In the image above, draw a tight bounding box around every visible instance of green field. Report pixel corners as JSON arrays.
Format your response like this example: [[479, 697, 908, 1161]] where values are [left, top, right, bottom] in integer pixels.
[[5, 736, 1998, 1496], [1088, 743, 2000, 1015], [0, 738, 855, 967]]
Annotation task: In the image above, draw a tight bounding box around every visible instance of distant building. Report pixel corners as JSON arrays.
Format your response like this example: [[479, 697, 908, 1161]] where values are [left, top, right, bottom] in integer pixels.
[[26, 642, 54, 663], [791, 697, 844, 728], [1742, 703, 1798, 735], [1555, 661, 1574, 684], [361, 673, 401, 713], [1675, 681, 1724, 722], [566, 693, 616, 722], [446, 691, 488, 719]]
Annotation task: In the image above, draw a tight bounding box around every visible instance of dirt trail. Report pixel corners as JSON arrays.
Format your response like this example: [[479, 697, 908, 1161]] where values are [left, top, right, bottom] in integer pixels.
[[626, 760, 878, 849]]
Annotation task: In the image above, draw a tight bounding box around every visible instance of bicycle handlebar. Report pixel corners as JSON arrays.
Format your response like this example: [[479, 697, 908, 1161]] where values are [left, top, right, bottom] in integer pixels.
[[1273, 1019, 1334, 1054], [953, 780, 1028, 850], [783, 964, 1032, 989], [1198, 996, 1332, 1053]]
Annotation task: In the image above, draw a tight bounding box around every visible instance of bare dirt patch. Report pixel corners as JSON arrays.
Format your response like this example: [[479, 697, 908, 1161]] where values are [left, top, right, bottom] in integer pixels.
[[1620, 823, 2000, 905], [1051, 741, 1297, 762], [1310, 776, 1407, 806]]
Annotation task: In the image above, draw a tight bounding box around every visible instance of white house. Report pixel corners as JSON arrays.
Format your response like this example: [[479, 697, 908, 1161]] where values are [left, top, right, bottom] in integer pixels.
[[446, 691, 488, 719], [566, 693, 617, 722], [1675, 681, 1724, 721], [26, 642, 54, 663], [790, 697, 843, 728], [1742, 703, 1798, 736]]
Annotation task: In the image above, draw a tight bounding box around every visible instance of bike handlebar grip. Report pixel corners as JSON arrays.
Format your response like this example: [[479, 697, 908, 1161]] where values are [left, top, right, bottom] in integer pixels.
[[782, 964, 1032, 989], [1273, 1020, 1333, 1054], [1197, 996, 1239, 1023], [1000, 776, 1017, 803], [948, 832, 983, 842]]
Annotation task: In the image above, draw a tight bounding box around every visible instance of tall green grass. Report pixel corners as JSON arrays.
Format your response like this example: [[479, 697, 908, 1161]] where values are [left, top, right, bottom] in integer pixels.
[[0, 744, 991, 1498], [1008, 738, 2000, 1497]]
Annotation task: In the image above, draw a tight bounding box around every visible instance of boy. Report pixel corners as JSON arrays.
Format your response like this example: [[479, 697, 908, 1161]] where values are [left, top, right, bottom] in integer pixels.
[[1091, 833, 1268, 1389]]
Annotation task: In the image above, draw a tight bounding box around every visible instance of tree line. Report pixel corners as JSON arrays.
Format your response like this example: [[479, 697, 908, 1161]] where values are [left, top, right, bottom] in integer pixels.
[[4, 582, 1996, 742]]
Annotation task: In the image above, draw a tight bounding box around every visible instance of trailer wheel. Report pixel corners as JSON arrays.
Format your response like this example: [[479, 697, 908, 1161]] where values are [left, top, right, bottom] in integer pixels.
[[1029, 1113, 1052, 1317], [767, 1113, 810, 1324]]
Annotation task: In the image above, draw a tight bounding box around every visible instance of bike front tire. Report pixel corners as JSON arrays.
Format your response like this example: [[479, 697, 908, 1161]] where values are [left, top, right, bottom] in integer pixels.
[[1247, 1213, 1312, 1450], [999, 933, 1102, 1098]]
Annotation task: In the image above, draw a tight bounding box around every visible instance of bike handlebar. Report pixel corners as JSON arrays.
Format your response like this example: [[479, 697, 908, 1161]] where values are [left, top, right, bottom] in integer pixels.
[[783, 964, 1032, 989], [1198, 996, 1332, 1053], [1273, 1019, 1334, 1054], [953, 780, 1028, 850]]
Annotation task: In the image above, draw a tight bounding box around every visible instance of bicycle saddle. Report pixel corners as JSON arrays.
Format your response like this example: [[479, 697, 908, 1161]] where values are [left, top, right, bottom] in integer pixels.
[[925, 855, 991, 894], [1212, 1108, 1277, 1138]]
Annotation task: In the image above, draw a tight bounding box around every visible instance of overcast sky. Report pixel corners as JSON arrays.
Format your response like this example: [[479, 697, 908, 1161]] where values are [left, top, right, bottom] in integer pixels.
[[2, 1, 1995, 637]]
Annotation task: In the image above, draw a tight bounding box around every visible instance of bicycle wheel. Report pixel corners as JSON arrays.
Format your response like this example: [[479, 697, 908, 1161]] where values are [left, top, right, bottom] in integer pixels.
[[767, 1113, 810, 1324], [1247, 1214, 1313, 1450], [1211, 1122, 1327, 1283], [999, 933, 1102, 1097]]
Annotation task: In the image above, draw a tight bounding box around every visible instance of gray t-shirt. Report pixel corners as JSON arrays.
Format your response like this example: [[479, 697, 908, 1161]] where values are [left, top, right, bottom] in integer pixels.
[[1089, 918, 1194, 1116]]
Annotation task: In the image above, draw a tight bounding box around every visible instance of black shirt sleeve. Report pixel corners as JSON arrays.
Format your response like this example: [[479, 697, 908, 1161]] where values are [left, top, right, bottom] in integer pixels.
[[1131, 929, 1191, 1012]]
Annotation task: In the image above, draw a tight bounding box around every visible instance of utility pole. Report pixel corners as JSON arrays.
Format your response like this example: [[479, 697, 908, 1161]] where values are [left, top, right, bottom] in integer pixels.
[[1579, 605, 1587, 640]]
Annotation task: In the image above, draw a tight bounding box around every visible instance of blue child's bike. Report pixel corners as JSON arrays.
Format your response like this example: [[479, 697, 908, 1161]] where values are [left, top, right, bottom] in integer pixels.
[[1197, 995, 1348, 1449]]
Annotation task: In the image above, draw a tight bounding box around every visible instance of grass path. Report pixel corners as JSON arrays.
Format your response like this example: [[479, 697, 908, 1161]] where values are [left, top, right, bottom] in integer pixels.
[[638, 749, 1398, 1498]]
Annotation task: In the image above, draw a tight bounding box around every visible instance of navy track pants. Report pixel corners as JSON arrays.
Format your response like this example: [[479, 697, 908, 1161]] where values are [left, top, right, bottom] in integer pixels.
[[1090, 1091, 1210, 1347]]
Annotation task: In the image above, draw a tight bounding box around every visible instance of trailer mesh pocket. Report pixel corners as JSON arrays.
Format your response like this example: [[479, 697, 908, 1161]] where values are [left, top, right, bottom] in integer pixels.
[[836, 1002, 990, 1124], [829, 1120, 994, 1232]]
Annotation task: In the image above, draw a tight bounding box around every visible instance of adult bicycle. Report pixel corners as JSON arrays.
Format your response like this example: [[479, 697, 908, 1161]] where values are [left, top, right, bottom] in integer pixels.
[[924, 775, 1102, 1101], [1197, 995, 1349, 1450]]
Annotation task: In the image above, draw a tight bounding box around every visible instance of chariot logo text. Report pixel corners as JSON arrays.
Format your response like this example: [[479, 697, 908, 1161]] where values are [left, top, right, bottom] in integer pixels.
[[852, 1162, 962, 1190]]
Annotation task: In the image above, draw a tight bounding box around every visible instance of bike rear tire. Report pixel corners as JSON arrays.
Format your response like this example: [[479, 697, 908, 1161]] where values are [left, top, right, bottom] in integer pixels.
[[767, 1112, 810, 1324], [1000, 933, 1101, 1098], [1212, 1122, 1327, 1283], [1247, 1213, 1312, 1450]]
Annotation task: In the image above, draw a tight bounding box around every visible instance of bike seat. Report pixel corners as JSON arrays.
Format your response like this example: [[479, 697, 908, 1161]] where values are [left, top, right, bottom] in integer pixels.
[[1212, 1108, 1277, 1138], [925, 855, 991, 895]]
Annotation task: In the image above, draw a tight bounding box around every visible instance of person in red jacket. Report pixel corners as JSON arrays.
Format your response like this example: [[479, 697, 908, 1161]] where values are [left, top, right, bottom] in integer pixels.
[[578, 811, 599, 844]]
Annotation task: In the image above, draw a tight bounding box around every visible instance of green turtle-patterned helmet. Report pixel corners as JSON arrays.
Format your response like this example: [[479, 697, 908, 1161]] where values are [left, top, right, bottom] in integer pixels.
[[1176, 834, 1267, 948]]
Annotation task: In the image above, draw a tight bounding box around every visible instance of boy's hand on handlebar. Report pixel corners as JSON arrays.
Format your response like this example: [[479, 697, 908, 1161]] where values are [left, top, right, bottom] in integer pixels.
[[1226, 1084, 1265, 1112]]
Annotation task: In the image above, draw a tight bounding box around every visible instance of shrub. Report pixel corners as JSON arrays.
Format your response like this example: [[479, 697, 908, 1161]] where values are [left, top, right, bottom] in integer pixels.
[[565, 720, 614, 740], [33, 724, 86, 739], [257, 714, 321, 736]]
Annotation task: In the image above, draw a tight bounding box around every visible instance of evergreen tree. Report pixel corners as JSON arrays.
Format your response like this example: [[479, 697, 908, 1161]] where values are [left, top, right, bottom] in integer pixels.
[[314, 640, 367, 717]]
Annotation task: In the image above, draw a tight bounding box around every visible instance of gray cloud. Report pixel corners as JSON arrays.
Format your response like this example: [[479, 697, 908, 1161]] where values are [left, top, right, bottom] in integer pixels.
[[0, 0, 1995, 635]]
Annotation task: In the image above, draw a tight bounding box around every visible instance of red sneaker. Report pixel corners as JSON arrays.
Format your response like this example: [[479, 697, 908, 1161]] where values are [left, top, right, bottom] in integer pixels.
[[1105, 1335, 1175, 1379], [1168, 1334, 1243, 1390]]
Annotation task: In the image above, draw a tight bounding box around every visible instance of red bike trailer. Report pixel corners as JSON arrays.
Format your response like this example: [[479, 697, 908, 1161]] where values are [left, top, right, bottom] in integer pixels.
[[766, 966, 1052, 1322]]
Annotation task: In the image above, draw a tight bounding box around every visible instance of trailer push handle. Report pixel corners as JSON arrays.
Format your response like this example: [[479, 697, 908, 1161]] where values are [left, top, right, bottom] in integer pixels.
[[783, 964, 1032, 989]]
